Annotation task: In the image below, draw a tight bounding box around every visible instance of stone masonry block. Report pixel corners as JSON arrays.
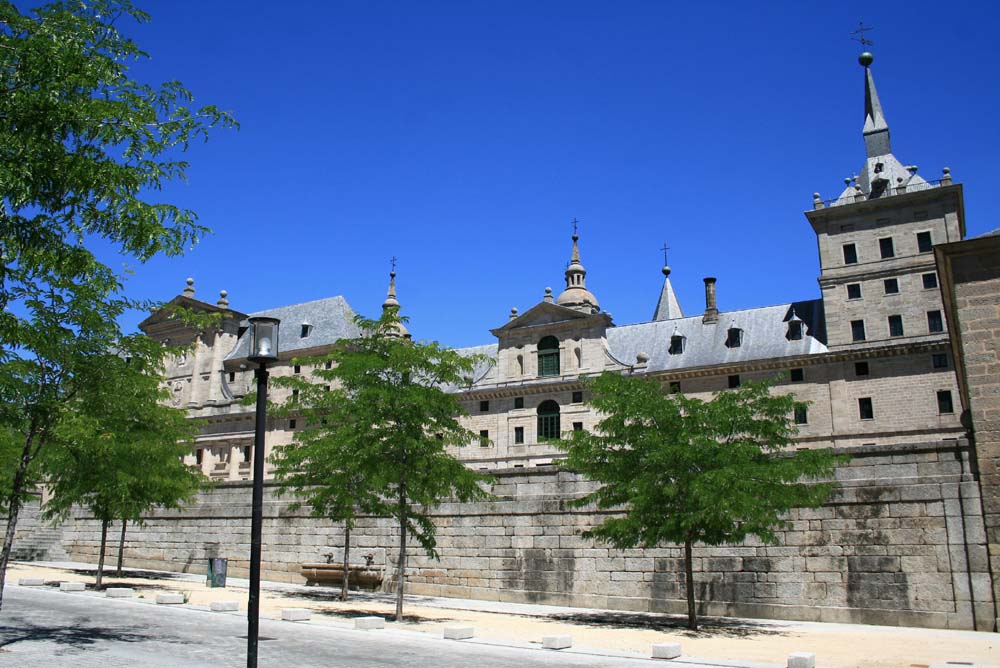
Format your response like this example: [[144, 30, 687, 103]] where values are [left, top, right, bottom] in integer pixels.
[[156, 593, 185, 604], [59, 581, 85, 592], [18, 578, 44, 586], [355, 616, 386, 630], [211, 601, 239, 612], [106, 588, 134, 598], [542, 635, 572, 650], [651, 643, 682, 659], [281, 608, 311, 621], [787, 652, 816, 668], [443, 626, 474, 640]]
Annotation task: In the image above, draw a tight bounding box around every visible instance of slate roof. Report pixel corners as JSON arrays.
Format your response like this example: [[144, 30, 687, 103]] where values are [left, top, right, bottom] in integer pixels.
[[607, 299, 827, 373], [224, 295, 360, 362]]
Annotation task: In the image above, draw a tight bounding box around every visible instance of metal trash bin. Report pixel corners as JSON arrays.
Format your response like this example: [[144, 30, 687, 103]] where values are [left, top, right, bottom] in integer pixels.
[[207, 557, 228, 588]]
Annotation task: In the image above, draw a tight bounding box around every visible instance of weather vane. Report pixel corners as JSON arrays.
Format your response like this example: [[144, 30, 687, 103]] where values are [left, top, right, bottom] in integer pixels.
[[660, 242, 670, 266], [851, 21, 874, 47], [571, 217, 579, 235], [390, 255, 397, 273]]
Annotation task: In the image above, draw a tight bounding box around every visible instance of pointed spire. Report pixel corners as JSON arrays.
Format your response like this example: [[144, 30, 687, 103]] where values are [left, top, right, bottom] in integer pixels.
[[860, 52, 891, 158], [556, 221, 600, 313], [380, 258, 409, 339], [652, 264, 683, 321]]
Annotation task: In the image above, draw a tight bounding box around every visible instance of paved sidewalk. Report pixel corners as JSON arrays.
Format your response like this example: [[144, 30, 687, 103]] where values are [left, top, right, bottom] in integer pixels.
[[3, 561, 996, 668]]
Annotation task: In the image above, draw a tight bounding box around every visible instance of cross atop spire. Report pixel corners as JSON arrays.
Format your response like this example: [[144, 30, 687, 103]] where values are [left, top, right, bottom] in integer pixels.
[[851, 21, 874, 48], [660, 242, 670, 267], [390, 255, 397, 273], [571, 217, 579, 236]]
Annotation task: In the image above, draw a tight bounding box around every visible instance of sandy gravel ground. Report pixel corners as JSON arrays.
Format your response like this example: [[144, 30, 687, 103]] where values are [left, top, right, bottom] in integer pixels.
[[6, 562, 996, 668]]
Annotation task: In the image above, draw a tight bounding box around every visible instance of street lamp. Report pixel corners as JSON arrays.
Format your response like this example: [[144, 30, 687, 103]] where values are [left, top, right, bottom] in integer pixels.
[[246, 315, 279, 668]]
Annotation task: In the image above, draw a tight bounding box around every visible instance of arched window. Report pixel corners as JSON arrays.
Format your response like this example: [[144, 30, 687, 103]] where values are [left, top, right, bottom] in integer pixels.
[[537, 400, 561, 441], [538, 336, 560, 377]]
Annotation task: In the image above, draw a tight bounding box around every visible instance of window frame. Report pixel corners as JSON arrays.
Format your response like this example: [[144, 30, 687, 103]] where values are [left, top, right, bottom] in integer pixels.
[[883, 278, 899, 295], [937, 390, 954, 415], [858, 397, 874, 420], [917, 231, 933, 253], [878, 237, 895, 259], [927, 310, 944, 333], [537, 336, 560, 377], [851, 319, 866, 342], [922, 272, 938, 289], [888, 314, 904, 337], [843, 243, 858, 265], [846, 283, 862, 300]]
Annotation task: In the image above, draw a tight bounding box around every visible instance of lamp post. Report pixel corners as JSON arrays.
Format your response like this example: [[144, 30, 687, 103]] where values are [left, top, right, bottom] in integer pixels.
[[246, 316, 279, 668]]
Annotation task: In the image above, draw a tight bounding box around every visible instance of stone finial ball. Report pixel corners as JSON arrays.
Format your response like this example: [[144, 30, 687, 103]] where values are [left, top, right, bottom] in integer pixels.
[[858, 52, 874, 67]]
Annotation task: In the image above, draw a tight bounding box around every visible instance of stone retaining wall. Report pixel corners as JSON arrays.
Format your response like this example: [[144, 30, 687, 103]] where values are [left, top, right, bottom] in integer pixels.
[[56, 440, 994, 630]]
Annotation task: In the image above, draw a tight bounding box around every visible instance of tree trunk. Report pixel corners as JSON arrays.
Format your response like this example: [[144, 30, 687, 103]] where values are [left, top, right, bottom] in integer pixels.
[[96, 519, 109, 589], [116, 519, 127, 576], [0, 428, 39, 611], [395, 492, 407, 622], [340, 523, 351, 601], [684, 536, 697, 631]]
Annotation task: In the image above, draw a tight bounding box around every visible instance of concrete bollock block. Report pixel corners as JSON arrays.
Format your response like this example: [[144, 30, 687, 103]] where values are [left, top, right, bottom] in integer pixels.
[[281, 608, 311, 622], [156, 593, 185, 605], [59, 581, 86, 592], [542, 635, 572, 650], [18, 578, 45, 586], [651, 643, 683, 659], [211, 601, 239, 612], [106, 588, 134, 598], [787, 652, 816, 668], [355, 616, 386, 630], [443, 626, 475, 640]]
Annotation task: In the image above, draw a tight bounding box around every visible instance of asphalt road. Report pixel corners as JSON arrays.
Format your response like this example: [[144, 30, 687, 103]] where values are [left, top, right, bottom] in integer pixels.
[[0, 586, 708, 668]]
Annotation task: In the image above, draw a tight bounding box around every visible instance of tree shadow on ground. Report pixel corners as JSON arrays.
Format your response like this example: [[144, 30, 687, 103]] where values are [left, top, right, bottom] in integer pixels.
[[69, 568, 189, 581], [308, 607, 451, 625], [540, 611, 792, 638], [0, 620, 158, 650]]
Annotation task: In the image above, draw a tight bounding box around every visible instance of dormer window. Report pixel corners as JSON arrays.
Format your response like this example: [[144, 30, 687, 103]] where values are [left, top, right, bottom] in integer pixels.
[[668, 334, 685, 355], [538, 336, 559, 377], [300, 323, 312, 338], [787, 320, 803, 341], [725, 327, 743, 348]]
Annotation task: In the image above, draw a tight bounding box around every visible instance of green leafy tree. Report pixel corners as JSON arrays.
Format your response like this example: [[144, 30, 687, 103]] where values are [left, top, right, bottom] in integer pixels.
[[41, 338, 203, 589], [561, 372, 842, 631], [271, 310, 492, 619], [0, 0, 234, 609]]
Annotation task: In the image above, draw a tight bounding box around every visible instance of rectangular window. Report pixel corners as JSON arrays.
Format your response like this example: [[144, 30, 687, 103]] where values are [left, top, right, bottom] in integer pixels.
[[195, 449, 204, 465], [932, 353, 948, 369], [513, 396, 524, 409], [917, 231, 933, 253], [843, 243, 858, 264], [879, 237, 895, 259], [927, 310, 944, 333], [479, 430, 490, 447], [292, 389, 300, 402], [726, 328, 742, 348], [855, 361, 870, 377], [790, 368, 804, 382], [325, 360, 332, 370], [847, 283, 862, 300], [922, 272, 938, 289], [514, 426, 524, 444], [242, 446, 252, 462], [573, 422, 583, 432], [572, 391, 583, 404], [883, 278, 899, 294], [858, 397, 874, 420], [937, 390, 954, 414], [794, 405, 808, 425], [728, 374, 740, 389], [293, 364, 301, 374], [851, 320, 866, 342], [289, 419, 297, 430], [669, 381, 681, 394], [888, 315, 904, 337], [479, 400, 489, 412], [300, 324, 310, 338], [228, 371, 236, 382]]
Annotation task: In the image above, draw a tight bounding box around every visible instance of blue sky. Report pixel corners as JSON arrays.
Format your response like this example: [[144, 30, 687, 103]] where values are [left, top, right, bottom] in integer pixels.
[[91, 1, 998, 348]]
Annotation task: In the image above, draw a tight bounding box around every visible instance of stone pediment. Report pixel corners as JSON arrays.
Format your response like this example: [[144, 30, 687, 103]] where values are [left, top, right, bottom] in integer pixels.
[[490, 301, 608, 336]]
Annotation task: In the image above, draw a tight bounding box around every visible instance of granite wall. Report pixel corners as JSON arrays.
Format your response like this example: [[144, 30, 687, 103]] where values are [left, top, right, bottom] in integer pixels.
[[55, 440, 993, 630]]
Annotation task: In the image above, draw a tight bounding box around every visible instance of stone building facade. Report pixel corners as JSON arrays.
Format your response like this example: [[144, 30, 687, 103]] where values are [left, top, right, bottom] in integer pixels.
[[32, 53, 996, 630]]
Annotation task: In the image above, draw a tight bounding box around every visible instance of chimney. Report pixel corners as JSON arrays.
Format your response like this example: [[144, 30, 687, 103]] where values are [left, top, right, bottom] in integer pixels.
[[702, 277, 719, 323]]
